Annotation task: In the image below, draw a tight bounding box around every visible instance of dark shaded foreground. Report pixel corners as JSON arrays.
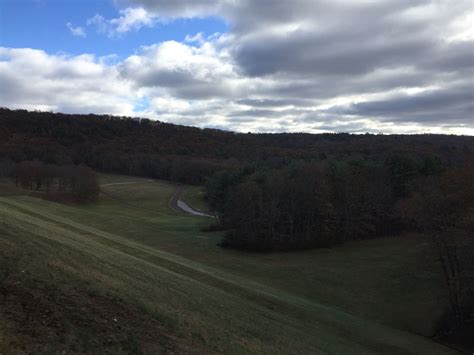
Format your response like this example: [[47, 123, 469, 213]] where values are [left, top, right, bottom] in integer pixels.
[[0, 272, 198, 354]]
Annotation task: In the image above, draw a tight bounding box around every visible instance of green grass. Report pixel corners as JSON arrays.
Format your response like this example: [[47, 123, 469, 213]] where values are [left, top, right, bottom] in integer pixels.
[[98, 174, 154, 185], [0, 175, 457, 354], [181, 185, 212, 213]]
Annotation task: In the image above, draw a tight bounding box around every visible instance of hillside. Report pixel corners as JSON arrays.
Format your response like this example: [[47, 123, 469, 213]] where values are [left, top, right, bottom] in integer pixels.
[[0, 175, 460, 353], [1, 108, 472, 352], [1, 108, 473, 184]]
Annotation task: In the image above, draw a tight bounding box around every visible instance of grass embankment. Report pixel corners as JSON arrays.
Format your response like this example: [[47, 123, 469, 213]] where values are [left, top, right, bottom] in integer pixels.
[[0, 174, 457, 353]]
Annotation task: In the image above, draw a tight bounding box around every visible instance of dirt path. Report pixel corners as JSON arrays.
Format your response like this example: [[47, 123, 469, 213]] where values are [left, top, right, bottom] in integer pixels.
[[169, 185, 215, 218]]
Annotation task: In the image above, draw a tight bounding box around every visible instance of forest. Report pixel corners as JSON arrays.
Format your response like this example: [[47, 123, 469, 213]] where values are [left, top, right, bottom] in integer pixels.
[[1, 107, 472, 183], [14, 161, 99, 202], [1, 107, 473, 336]]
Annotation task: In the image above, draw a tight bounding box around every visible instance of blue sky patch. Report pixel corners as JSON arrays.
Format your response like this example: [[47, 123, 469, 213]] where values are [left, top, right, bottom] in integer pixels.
[[0, 0, 228, 57]]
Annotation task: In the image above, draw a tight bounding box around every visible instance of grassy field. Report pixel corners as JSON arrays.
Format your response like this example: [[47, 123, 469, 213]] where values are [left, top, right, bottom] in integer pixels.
[[181, 185, 212, 213], [0, 174, 457, 353]]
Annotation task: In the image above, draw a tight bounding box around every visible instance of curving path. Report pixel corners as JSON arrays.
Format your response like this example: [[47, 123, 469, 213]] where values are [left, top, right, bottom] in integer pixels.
[[99, 179, 214, 218], [169, 185, 215, 218]]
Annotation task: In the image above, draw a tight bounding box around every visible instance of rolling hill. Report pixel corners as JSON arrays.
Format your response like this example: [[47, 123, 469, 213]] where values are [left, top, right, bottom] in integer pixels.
[[0, 175, 458, 353]]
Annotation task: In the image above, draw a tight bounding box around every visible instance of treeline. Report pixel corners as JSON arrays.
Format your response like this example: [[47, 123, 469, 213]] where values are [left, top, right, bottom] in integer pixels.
[[15, 161, 99, 202], [207, 155, 447, 251], [401, 163, 474, 333], [1, 108, 473, 186], [0, 108, 238, 185]]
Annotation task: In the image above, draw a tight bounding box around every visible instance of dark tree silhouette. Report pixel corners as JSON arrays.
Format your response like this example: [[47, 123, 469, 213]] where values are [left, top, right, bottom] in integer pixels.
[[15, 161, 99, 202]]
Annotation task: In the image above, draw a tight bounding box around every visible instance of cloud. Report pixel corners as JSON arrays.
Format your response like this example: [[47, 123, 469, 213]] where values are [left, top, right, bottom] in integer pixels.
[[119, 40, 249, 100], [87, 7, 155, 37], [0, 47, 137, 115], [3, 0, 474, 134], [225, 1, 472, 79], [125, 0, 229, 19], [66, 22, 86, 37], [121, 0, 474, 114], [184, 32, 205, 45], [327, 83, 474, 125]]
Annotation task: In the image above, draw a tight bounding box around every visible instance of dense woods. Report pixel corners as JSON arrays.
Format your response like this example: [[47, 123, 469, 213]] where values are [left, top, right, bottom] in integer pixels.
[[14, 161, 99, 202], [1, 107, 472, 184], [207, 155, 452, 250], [401, 164, 474, 334]]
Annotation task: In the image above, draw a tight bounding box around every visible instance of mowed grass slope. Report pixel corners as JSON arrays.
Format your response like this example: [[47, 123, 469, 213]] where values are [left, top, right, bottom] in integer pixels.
[[0, 175, 456, 354]]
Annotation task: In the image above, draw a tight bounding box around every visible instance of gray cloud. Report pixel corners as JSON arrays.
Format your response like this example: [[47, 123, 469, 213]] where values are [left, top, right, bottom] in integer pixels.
[[228, 108, 311, 118], [2, 0, 473, 134], [328, 83, 474, 125], [236, 98, 316, 108], [124, 0, 228, 19], [118, 0, 473, 133]]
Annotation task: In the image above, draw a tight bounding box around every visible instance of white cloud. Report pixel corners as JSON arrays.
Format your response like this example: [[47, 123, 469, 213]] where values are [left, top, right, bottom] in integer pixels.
[[66, 22, 86, 37], [0, 47, 136, 115], [111, 7, 155, 33], [87, 7, 155, 37], [119, 39, 249, 100], [184, 32, 205, 45], [86, 15, 108, 34]]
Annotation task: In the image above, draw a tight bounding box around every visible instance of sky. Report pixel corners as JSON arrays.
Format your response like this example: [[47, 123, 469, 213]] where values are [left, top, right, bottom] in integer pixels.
[[0, 0, 473, 134]]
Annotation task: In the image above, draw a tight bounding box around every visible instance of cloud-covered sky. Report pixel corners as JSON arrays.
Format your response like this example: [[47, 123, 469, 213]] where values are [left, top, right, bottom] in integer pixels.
[[1, 0, 473, 134]]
